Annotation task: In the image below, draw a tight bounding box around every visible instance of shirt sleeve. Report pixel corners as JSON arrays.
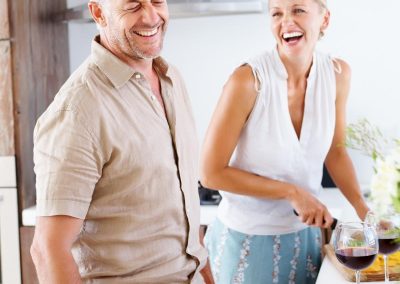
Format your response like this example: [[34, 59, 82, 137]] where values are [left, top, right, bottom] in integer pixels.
[[34, 102, 104, 219]]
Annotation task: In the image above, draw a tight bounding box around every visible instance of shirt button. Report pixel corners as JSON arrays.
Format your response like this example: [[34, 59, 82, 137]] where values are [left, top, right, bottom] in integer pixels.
[[135, 73, 141, 79], [151, 95, 156, 101]]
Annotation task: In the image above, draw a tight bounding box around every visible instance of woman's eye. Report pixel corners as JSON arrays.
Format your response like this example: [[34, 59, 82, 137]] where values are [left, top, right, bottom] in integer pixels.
[[271, 12, 282, 17], [293, 8, 305, 14]]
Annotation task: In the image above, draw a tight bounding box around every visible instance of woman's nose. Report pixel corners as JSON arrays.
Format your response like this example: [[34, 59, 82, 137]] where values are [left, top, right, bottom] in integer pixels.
[[281, 11, 294, 25]]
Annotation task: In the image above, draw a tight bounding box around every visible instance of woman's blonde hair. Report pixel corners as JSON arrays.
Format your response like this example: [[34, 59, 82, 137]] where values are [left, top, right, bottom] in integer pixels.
[[315, 0, 328, 38], [315, 0, 327, 10]]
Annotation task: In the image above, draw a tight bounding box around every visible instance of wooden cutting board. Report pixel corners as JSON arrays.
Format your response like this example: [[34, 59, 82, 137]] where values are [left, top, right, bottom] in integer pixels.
[[323, 244, 400, 282]]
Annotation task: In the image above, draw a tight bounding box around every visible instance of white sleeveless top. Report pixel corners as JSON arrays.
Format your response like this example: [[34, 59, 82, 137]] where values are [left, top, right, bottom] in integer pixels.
[[217, 47, 337, 235]]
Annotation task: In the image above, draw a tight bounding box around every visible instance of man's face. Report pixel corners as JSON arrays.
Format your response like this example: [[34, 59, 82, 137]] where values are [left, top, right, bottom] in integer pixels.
[[101, 0, 169, 60]]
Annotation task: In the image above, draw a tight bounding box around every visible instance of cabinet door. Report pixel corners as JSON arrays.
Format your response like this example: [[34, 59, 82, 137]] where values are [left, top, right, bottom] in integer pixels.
[[8, 0, 69, 213], [0, 40, 15, 155]]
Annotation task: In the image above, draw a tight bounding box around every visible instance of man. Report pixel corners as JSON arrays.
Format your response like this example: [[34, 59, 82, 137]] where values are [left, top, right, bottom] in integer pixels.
[[30, 0, 209, 283]]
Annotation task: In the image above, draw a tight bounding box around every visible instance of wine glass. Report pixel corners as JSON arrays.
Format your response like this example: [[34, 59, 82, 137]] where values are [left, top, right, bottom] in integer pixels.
[[333, 222, 379, 284], [374, 213, 400, 282]]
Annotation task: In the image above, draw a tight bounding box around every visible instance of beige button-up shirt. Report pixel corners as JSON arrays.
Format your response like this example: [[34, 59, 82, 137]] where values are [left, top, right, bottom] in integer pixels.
[[34, 37, 207, 283]]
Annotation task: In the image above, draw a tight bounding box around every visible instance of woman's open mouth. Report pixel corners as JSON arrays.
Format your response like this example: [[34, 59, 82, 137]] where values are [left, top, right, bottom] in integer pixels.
[[282, 31, 304, 44]]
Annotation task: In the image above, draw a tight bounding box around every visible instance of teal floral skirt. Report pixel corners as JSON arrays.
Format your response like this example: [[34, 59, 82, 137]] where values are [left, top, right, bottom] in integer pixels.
[[204, 218, 322, 284]]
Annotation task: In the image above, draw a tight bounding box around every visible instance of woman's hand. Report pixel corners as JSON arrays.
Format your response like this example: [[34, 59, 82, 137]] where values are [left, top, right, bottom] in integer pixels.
[[288, 185, 333, 228]]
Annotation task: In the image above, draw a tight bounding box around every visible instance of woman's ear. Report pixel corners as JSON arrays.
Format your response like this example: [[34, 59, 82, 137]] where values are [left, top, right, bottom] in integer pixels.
[[321, 9, 331, 33], [88, 1, 108, 27]]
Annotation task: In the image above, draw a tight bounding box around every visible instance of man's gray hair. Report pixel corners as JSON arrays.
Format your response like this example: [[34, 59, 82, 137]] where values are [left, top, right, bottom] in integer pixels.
[[90, 0, 105, 5]]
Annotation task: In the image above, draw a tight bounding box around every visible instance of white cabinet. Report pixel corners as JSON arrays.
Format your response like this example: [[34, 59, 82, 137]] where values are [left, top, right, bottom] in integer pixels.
[[0, 156, 21, 284]]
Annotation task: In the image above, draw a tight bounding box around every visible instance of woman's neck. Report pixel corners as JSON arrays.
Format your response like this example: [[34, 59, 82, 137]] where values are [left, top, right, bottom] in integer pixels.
[[280, 51, 314, 85]]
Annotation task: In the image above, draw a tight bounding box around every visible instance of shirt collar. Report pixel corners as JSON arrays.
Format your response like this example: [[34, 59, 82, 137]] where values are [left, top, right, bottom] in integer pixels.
[[91, 35, 171, 88], [272, 45, 317, 81], [272, 46, 288, 79]]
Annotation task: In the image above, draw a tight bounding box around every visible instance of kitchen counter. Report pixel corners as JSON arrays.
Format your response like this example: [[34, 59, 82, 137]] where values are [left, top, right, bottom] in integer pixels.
[[22, 187, 352, 226], [24, 188, 380, 283], [22, 202, 221, 227], [317, 255, 399, 284]]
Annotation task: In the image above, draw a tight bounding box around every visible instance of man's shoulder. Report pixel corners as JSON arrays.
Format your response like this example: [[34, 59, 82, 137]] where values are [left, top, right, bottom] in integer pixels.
[[35, 59, 109, 144], [52, 58, 106, 112]]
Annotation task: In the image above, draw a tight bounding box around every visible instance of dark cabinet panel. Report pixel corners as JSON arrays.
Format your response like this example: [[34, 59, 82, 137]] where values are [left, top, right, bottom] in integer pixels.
[[2, 0, 69, 282], [8, 0, 70, 215]]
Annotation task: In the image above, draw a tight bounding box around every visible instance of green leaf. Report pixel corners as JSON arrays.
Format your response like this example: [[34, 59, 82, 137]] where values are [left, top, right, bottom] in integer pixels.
[[347, 240, 365, 247], [345, 118, 387, 162], [393, 196, 400, 213]]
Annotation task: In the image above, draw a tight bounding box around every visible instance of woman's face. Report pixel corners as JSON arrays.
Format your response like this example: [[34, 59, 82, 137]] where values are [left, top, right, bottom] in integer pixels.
[[269, 0, 329, 58]]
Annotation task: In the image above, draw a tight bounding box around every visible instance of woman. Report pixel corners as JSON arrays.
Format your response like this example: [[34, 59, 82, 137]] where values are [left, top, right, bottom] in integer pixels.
[[201, 0, 370, 283]]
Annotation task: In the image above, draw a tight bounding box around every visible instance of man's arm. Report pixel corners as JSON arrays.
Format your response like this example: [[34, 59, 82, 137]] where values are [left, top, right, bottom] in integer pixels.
[[199, 226, 215, 284], [31, 215, 84, 284]]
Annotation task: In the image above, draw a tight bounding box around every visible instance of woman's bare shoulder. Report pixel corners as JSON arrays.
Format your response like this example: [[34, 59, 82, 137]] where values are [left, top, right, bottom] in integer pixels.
[[333, 58, 351, 85], [216, 64, 259, 122], [331, 58, 351, 101], [228, 64, 258, 91]]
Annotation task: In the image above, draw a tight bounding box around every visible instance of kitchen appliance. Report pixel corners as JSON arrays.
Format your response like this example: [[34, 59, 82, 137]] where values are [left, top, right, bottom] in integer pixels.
[[198, 181, 221, 205]]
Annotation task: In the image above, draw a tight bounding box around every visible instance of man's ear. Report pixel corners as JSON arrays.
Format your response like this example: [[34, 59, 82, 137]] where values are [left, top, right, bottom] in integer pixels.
[[88, 1, 107, 27]]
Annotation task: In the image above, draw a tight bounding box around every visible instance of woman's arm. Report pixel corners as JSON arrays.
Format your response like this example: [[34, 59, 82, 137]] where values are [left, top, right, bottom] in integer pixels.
[[201, 65, 332, 228], [325, 59, 370, 221]]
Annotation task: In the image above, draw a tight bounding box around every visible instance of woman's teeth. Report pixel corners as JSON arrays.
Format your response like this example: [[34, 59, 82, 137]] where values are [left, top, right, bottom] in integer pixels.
[[282, 31, 304, 41]]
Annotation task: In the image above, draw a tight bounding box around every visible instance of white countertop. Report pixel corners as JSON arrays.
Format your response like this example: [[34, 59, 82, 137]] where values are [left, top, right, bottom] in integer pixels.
[[22, 203, 220, 227], [22, 187, 353, 226], [23, 188, 380, 283]]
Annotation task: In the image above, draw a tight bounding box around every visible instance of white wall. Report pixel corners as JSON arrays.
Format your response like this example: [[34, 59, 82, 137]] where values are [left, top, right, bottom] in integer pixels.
[[67, 0, 400, 185]]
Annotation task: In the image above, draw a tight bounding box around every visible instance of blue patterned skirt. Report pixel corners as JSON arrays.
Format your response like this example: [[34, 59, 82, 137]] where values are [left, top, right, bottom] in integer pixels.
[[204, 218, 322, 284]]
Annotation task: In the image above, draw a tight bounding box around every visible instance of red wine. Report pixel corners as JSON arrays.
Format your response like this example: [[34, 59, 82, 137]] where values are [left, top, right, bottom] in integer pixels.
[[379, 238, 400, 255], [335, 248, 377, 270]]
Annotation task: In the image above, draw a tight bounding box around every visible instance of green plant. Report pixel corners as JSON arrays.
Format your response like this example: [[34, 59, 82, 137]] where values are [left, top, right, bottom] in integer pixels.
[[345, 118, 388, 164], [345, 119, 400, 215]]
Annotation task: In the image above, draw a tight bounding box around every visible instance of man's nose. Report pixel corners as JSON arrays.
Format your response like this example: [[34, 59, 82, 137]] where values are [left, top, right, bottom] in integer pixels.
[[141, 4, 160, 25]]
